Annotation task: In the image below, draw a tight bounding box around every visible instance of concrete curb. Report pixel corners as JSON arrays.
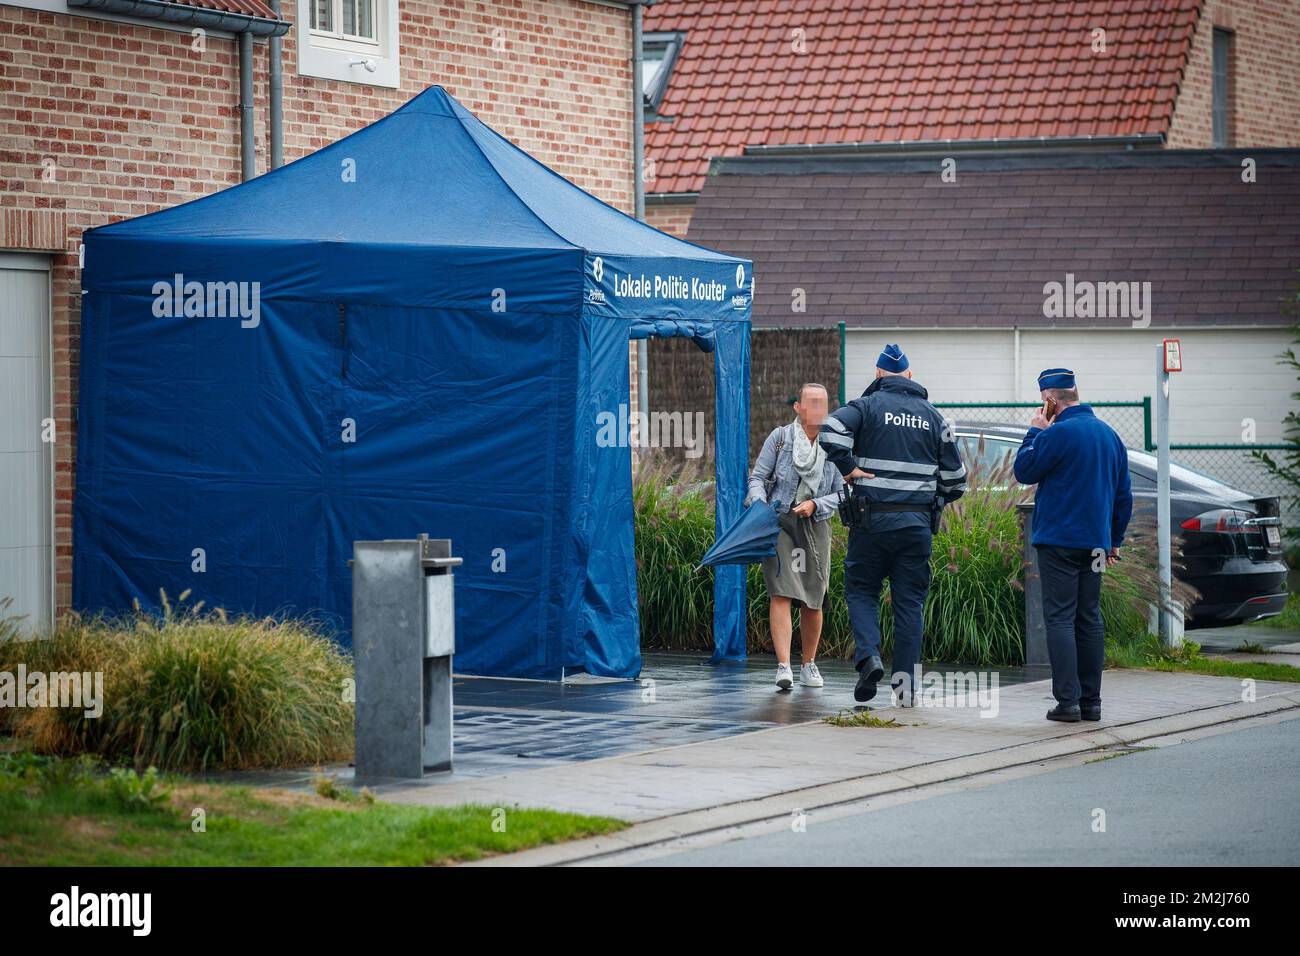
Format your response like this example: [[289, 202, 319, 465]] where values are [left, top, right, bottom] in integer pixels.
[[470, 688, 1300, 866]]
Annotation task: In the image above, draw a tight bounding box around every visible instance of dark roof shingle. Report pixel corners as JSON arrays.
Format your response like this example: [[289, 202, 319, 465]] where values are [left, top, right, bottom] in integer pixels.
[[686, 151, 1300, 330]]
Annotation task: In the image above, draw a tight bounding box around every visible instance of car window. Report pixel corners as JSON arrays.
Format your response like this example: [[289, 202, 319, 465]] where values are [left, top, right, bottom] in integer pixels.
[[957, 434, 1022, 485], [955, 424, 1245, 498]]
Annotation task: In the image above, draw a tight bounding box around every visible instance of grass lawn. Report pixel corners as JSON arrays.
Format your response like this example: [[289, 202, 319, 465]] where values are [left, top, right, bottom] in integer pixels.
[[1106, 632, 1300, 684], [0, 751, 624, 866], [1135, 656, 1300, 683]]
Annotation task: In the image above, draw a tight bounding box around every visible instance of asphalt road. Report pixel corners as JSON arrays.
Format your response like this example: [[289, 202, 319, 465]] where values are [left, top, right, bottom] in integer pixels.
[[642, 717, 1300, 866]]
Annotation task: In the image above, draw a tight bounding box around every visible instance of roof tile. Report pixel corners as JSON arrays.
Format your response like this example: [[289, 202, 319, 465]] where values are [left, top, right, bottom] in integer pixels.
[[170, 0, 284, 20], [645, 0, 1201, 194]]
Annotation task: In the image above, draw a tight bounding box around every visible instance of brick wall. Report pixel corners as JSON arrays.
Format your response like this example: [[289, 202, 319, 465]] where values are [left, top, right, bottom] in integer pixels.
[[1155, 0, 1299, 148], [0, 1, 634, 614], [645, 200, 692, 238]]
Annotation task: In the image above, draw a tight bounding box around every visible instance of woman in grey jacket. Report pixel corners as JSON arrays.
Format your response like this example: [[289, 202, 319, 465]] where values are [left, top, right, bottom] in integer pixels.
[[746, 383, 845, 689]]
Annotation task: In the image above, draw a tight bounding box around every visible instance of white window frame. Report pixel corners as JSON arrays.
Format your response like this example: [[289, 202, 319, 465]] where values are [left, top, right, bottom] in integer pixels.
[[308, 0, 380, 55], [642, 31, 684, 113], [297, 0, 400, 89]]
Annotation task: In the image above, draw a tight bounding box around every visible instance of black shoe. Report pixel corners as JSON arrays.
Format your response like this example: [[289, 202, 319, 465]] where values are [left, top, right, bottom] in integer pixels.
[[1046, 704, 1081, 722], [1080, 706, 1101, 722], [855, 656, 885, 703]]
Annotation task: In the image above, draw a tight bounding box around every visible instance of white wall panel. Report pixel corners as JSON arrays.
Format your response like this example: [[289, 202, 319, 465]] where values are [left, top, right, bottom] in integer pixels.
[[0, 255, 53, 634]]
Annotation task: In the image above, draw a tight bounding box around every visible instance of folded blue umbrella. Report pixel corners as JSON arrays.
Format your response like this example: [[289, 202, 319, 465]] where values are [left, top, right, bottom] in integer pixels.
[[698, 500, 782, 570]]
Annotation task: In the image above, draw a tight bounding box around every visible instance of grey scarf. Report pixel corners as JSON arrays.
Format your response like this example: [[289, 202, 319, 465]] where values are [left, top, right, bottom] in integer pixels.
[[789, 421, 825, 504]]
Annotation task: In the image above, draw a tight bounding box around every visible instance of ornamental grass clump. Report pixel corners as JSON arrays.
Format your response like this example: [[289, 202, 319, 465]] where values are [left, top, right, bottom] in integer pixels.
[[632, 454, 719, 649], [0, 591, 353, 772]]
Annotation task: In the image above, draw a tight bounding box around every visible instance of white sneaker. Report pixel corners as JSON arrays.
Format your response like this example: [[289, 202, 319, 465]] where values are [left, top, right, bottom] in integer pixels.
[[800, 662, 824, 687], [775, 662, 794, 689]]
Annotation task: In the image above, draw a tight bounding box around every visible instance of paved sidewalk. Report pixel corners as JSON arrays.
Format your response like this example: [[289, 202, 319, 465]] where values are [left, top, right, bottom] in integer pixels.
[[234, 651, 1036, 789], [369, 669, 1300, 828], [1198, 624, 1300, 667]]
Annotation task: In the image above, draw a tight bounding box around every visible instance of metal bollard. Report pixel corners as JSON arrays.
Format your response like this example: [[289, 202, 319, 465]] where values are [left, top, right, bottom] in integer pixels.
[[351, 535, 462, 778], [1016, 503, 1050, 668]]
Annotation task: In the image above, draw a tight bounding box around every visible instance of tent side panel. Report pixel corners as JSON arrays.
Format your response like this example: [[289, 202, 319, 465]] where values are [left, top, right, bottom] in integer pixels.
[[72, 293, 107, 613], [710, 320, 752, 661], [72, 285, 582, 680], [573, 314, 641, 678], [73, 292, 334, 626]]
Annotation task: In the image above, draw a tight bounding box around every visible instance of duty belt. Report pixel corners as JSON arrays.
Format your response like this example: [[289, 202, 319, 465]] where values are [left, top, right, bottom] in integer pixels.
[[837, 489, 942, 532], [869, 502, 933, 514]]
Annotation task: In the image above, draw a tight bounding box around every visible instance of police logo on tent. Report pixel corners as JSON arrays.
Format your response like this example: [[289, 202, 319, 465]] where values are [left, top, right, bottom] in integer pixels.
[[587, 256, 607, 304], [731, 264, 750, 311]]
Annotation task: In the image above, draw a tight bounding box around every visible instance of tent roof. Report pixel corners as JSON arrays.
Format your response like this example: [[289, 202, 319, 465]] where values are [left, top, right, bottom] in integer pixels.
[[92, 86, 736, 264]]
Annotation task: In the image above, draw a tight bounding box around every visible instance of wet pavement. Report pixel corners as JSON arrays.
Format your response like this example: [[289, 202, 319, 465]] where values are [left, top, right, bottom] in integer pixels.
[[390, 668, 1300, 825], [231, 651, 1039, 790], [457, 651, 1036, 726], [229, 631, 1297, 796], [440, 651, 1037, 778]]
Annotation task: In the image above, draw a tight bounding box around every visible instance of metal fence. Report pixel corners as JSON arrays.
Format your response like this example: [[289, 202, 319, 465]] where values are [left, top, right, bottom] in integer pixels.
[[936, 400, 1150, 451], [637, 352, 1296, 524], [1157, 446, 1293, 510], [939, 400, 1295, 523]]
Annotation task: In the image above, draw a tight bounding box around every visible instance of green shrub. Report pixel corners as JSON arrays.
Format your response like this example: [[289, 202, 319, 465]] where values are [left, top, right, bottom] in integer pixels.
[[107, 766, 171, 812], [633, 451, 1199, 666], [633, 457, 719, 649], [0, 592, 354, 772], [0, 751, 168, 814], [884, 476, 1026, 664]]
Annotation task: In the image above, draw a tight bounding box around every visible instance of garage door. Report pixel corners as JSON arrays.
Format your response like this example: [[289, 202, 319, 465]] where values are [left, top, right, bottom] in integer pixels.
[[847, 327, 1294, 445], [845, 329, 1015, 401], [0, 253, 53, 635], [1018, 328, 1295, 445]]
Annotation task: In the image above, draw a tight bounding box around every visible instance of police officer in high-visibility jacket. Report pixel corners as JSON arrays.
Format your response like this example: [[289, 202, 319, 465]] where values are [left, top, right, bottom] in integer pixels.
[[819, 344, 967, 704]]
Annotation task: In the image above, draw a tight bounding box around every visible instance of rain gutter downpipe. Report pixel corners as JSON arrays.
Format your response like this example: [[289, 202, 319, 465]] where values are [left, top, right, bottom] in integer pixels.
[[269, 0, 284, 170], [632, 1, 649, 440], [239, 31, 254, 181]]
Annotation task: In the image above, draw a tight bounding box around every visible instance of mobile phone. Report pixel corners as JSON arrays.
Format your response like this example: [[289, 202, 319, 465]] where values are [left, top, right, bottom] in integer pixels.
[[1042, 397, 1059, 422]]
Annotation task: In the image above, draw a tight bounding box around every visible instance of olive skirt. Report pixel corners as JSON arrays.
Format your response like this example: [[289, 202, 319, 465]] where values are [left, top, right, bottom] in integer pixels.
[[761, 511, 833, 610]]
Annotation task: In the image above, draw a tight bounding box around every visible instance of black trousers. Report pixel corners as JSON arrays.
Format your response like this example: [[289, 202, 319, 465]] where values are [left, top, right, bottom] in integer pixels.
[[1036, 545, 1105, 708], [844, 525, 932, 683]]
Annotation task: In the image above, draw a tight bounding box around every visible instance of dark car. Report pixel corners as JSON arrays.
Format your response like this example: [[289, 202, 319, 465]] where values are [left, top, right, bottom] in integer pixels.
[[955, 423, 1289, 628]]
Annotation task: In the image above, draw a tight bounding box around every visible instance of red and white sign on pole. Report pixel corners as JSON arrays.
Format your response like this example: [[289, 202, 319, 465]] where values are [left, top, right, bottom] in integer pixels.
[[1156, 340, 1182, 646], [1163, 338, 1182, 373]]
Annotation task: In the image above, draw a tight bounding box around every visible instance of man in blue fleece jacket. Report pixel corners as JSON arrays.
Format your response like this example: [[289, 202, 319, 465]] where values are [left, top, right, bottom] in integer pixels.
[[1014, 368, 1133, 723]]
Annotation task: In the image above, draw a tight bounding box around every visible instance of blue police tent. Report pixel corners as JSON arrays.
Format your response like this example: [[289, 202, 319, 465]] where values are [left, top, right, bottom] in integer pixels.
[[73, 86, 751, 680]]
